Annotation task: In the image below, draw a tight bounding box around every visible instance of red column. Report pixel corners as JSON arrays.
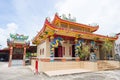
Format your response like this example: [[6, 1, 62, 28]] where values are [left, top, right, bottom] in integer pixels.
[[69, 46, 71, 56], [8, 46, 13, 67], [62, 47, 65, 56], [23, 47, 26, 66]]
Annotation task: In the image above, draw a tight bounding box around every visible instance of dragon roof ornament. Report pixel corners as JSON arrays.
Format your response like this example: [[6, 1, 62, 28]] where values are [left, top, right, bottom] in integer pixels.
[[10, 33, 29, 41], [61, 13, 76, 22]]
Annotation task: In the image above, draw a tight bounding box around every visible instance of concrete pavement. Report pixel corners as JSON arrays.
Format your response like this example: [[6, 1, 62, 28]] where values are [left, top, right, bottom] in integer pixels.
[[0, 62, 120, 80], [44, 69, 92, 77]]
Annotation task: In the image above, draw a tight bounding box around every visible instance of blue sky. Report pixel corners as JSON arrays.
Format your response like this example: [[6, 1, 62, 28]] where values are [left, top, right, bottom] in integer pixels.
[[0, 0, 120, 48]]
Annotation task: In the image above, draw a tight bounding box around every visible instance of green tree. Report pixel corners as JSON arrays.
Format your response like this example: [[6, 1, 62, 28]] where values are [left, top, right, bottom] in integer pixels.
[[102, 39, 113, 59], [82, 45, 90, 60], [26, 52, 31, 58], [78, 43, 90, 60]]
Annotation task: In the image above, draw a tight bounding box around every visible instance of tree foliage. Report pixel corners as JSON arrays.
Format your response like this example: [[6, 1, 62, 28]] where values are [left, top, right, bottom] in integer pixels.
[[102, 39, 113, 54], [78, 43, 90, 60], [102, 39, 113, 59]]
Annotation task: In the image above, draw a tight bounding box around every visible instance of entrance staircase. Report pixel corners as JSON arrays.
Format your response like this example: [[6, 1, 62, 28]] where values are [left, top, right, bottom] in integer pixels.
[[97, 61, 119, 70], [12, 60, 23, 66]]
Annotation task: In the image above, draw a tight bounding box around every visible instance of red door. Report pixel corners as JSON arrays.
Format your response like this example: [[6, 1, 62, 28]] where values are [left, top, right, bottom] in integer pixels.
[[54, 46, 63, 57], [58, 46, 62, 57]]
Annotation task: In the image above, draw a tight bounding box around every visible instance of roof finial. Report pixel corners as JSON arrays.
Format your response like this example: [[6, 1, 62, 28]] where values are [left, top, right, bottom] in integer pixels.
[[55, 12, 59, 16], [61, 13, 76, 22], [46, 17, 51, 22], [68, 13, 71, 19]]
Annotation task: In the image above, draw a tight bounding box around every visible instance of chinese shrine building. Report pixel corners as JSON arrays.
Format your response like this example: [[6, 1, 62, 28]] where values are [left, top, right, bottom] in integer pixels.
[[33, 13, 117, 60], [31, 13, 119, 72], [7, 34, 30, 67]]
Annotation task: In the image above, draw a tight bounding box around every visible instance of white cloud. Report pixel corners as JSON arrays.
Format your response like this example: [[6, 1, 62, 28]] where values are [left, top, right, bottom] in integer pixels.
[[1, 0, 119, 49], [7, 23, 18, 33], [11, 0, 46, 40], [55, 0, 120, 35], [0, 23, 18, 49]]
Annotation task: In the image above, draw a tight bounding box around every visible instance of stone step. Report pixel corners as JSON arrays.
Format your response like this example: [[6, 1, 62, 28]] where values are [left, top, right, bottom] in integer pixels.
[[97, 61, 117, 70], [12, 60, 23, 66]]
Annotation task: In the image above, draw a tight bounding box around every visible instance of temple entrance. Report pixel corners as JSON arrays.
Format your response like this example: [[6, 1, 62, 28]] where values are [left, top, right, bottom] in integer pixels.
[[12, 54, 23, 59], [54, 46, 63, 57], [12, 48, 23, 59], [72, 45, 75, 57], [12, 48, 24, 66], [7, 33, 30, 67]]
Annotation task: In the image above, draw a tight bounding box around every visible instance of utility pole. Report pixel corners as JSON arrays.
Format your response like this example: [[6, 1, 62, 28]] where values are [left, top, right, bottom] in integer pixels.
[[0, 45, 2, 49]]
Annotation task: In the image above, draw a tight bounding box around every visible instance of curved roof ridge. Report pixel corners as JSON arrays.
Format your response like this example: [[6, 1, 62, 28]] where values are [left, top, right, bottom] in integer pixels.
[[52, 13, 99, 32]]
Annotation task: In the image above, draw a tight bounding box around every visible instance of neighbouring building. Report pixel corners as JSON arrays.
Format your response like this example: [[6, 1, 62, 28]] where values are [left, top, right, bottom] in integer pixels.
[[115, 33, 120, 55], [0, 48, 9, 61]]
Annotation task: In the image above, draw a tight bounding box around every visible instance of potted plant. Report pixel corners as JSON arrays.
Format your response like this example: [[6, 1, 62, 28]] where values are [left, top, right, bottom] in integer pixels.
[[75, 46, 81, 61], [61, 57, 66, 62], [61, 54, 66, 62]]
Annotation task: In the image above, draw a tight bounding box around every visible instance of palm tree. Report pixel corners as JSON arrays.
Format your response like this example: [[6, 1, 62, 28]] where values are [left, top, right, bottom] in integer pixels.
[[102, 39, 113, 60]]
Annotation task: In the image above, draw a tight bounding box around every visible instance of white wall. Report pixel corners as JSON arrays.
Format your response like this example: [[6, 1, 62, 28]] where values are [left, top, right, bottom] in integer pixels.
[[45, 39, 72, 57], [37, 41, 46, 57], [37, 39, 103, 58], [37, 38, 50, 57], [46, 38, 50, 57]]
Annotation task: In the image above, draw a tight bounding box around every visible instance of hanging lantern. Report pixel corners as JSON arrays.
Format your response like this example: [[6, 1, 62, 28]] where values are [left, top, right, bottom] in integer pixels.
[[50, 36, 54, 40], [40, 35, 43, 38], [75, 38, 78, 43]]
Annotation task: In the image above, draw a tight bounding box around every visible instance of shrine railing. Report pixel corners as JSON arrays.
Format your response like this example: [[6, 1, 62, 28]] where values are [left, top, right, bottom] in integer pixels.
[[30, 57, 80, 62]]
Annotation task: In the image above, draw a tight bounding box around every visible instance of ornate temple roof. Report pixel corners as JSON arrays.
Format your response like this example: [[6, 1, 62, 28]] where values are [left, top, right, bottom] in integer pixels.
[[32, 14, 118, 44], [7, 33, 30, 47], [52, 13, 99, 32]]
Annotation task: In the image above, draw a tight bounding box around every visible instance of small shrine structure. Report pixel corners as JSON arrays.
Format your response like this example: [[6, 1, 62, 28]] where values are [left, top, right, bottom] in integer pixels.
[[7, 33, 30, 67]]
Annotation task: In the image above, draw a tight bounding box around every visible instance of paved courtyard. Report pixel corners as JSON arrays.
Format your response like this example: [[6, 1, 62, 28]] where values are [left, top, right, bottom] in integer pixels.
[[1, 62, 120, 80]]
